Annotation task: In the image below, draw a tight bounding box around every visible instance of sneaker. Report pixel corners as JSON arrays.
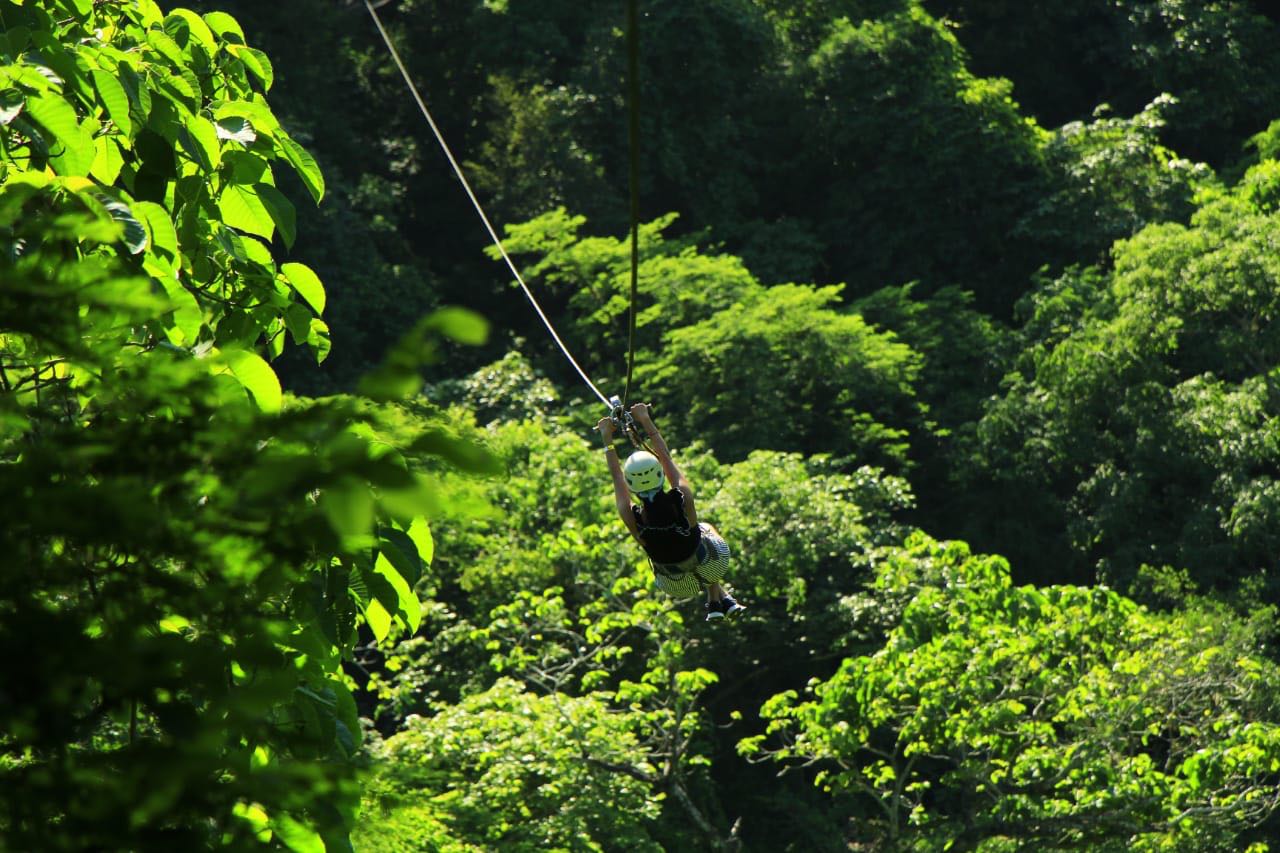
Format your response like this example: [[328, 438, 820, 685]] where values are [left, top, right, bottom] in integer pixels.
[[720, 594, 746, 619], [704, 599, 725, 621]]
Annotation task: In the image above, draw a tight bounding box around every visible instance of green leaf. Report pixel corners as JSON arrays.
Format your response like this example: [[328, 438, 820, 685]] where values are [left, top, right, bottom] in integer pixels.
[[212, 98, 280, 136], [146, 258, 203, 345], [284, 303, 311, 345], [307, 318, 331, 365], [90, 68, 132, 136], [227, 44, 274, 90], [222, 348, 282, 412], [409, 428, 503, 475], [379, 527, 423, 587], [363, 598, 392, 644], [146, 28, 187, 70], [1, 26, 31, 58], [256, 183, 295, 248], [280, 262, 325, 315], [407, 517, 434, 568], [277, 134, 324, 203], [223, 150, 270, 185], [0, 182, 42, 228], [218, 183, 274, 240], [90, 135, 125, 185], [25, 93, 93, 176], [203, 11, 246, 43], [330, 678, 362, 753], [165, 9, 218, 56], [133, 200, 179, 260], [58, 0, 93, 17], [426, 306, 489, 345], [375, 553, 421, 633], [272, 814, 324, 853], [178, 113, 221, 172]]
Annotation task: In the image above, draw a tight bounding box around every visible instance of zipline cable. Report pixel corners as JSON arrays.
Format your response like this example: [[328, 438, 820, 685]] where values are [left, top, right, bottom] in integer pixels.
[[621, 0, 641, 409], [362, 0, 611, 408]]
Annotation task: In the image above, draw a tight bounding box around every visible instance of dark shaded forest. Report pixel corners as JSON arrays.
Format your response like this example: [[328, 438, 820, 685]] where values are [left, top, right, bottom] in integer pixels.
[[5, 0, 1280, 850]]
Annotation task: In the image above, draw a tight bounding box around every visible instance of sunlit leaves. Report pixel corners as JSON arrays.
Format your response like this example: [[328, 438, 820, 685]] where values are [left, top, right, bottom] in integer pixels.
[[0, 5, 429, 849], [753, 533, 1280, 849], [222, 348, 282, 412], [89, 68, 131, 135], [357, 680, 662, 852], [968, 169, 1280, 592], [280, 262, 325, 315], [276, 134, 323, 203], [24, 92, 93, 175], [218, 182, 275, 240]]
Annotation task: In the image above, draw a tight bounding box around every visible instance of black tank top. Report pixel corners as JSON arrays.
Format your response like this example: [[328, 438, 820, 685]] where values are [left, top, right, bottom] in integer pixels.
[[633, 488, 701, 563]]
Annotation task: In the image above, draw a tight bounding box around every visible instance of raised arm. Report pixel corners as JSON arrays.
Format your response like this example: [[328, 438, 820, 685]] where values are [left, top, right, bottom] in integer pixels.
[[631, 403, 697, 527], [598, 416, 641, 542]]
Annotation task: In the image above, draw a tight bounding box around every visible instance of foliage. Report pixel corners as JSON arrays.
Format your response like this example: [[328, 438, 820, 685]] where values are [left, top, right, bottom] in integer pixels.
[[798, 1, 1051, 310], [498, 209, 926, 467], [1017, 94, 1212, 266], [355, 679, 663, 853], [706, 451, 912, 624], [15, 1, 1280, 850], [0, 2, 487, 848], [925, 0, 1280, 167], [963, 165, 1280, 594], [748, 533, 1280, 851], [648, 283, 922, 466]]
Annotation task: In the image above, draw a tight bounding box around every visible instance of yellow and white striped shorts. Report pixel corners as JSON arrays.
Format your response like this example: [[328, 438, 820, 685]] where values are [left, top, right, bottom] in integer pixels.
[[651, 523, 731, 599]]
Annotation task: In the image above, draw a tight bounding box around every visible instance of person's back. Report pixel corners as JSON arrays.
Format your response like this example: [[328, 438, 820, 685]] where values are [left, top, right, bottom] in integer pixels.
[[633, 485, 700, 563]]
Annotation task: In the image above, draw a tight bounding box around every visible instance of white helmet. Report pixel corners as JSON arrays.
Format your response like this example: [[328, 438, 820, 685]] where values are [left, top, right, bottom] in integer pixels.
[[623, 451, 664, 494]]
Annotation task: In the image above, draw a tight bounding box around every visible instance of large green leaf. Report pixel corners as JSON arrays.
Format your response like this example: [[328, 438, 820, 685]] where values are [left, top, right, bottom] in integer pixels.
[[307, 318, 331, 365], [212, 98, 280, 136], [375, 553, 421, 633], [90, 134, 124, 185], [283, 303, 311, 345], [218, 183, 274, 240], [25, 93, 94, 176], [426, 306, 488, 345], [133, 200, 179, 260], [277, 134, 324, 203], [409, 428, 503, 475], [256, 183, 295, 248], [272, 814, 324, 853], [223, 150, 270, 185], [280, 262, 325, 315], [378, 527, 423, 587], [227, 44, 274, 90], [320, 478, 375, 546], [408, 517, 434, 569], [222, 348, 282, 412], [363, 598, 392, 644], [165, 9, 218, 57], [90, 68, 131, 136], [146, 257, 203, 345], [178, 113, 221, 172], [202, 11, 246, 43], [146, 28, 187, 70]]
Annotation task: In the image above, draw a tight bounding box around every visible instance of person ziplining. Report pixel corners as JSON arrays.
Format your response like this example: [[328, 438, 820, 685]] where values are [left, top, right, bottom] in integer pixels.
[[363, 1, 747, 620], [598, 404, 746, 621]]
